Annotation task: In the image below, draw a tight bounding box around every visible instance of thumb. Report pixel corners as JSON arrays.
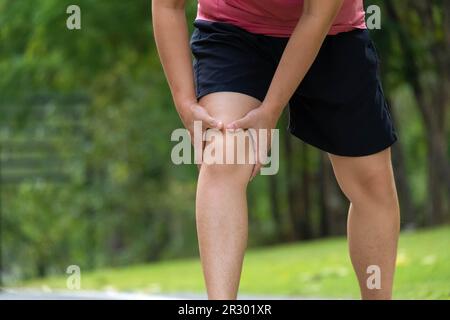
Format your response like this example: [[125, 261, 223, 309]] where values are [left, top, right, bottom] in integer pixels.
[[205, 115, 218, 128], [227, 115, 250, 130], [201, 114, 221, 130], [194, 106, 221, 129]]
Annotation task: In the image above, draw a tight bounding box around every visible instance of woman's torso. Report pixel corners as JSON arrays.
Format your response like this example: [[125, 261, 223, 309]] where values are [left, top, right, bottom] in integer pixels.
[[196, 0, 367, 37]]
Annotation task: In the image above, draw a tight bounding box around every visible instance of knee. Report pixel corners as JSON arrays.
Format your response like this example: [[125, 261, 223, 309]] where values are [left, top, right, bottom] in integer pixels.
[[344, 169, 399, 210], [201, 163, 251, 185], [200, 129, 253, 184]]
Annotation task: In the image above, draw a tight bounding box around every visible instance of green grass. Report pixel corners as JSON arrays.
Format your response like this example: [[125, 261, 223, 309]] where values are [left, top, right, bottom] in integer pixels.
[[20, 226, 450, 299]]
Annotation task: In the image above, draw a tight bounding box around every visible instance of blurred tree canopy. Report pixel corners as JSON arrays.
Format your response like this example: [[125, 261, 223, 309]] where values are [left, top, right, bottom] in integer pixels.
[[0, 0, 448, 282]]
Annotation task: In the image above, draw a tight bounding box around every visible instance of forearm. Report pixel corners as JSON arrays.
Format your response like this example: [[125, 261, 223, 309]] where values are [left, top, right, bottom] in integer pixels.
[[262, 1, 344, 117], [152, 2, 196, 119]]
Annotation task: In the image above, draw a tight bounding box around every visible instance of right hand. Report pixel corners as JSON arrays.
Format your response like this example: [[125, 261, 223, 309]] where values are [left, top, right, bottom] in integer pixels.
[[180, 102, 223, 168]]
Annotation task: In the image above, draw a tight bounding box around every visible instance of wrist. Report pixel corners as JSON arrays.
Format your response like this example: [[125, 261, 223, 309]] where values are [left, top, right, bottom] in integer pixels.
[[177, 98, 197, 112], [260, 101, 283, 124], [176, 98, 197, 123]]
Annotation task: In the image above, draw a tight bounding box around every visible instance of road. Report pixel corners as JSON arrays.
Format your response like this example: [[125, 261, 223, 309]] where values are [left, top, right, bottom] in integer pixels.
[[0, 288, 313, 300]]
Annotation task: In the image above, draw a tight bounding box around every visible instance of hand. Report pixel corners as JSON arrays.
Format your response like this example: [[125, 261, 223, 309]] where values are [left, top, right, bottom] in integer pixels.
[[226, 105, 280, 180], [180, 101, 223, 169]]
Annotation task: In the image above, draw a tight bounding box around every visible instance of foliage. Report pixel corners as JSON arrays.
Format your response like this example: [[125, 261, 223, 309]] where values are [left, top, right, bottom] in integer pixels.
[[0, 1, 448, 283], [22, 226, 450, 299]]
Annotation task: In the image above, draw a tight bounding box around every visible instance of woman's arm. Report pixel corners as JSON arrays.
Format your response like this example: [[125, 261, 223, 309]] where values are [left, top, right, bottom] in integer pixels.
[[152, 0, 222, 134], [227, 0, 344, 178], [262, 0, 344, 117]]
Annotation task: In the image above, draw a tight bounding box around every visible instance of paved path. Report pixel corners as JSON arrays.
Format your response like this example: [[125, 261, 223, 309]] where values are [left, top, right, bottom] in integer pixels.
[[0, 288, 321, 300]]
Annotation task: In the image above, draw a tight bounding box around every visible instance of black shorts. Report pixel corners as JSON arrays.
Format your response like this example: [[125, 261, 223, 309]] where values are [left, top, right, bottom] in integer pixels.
[[190, 20, 398, 157]]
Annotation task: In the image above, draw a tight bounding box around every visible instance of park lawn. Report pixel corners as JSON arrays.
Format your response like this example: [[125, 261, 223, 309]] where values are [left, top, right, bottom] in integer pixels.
[[21, 226, 450, 299]]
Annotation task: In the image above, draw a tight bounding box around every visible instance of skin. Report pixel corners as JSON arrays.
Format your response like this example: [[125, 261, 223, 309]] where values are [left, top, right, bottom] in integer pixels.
[[329, 149, 400, 299], [196, 92, 259, 299], [153, 0, 400, 299]]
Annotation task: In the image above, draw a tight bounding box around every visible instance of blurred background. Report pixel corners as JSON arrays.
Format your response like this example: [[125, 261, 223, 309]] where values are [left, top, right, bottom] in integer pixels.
[[0, 0, 448, 299]]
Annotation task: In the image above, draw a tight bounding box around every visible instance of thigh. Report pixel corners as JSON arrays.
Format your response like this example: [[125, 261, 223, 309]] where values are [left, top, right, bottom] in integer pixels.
[[191, 20, 278, 103], [200, 92, 261, 124], [328, 148, 397, 203]]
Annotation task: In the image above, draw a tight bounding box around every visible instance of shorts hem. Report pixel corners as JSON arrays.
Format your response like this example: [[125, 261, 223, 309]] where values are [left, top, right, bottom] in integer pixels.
[[197, 87, 265, 102], [289, 128, 398, 157]]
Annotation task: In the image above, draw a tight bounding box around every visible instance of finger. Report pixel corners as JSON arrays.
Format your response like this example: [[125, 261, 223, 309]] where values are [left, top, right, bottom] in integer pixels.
[[193, 107, 221, 129], [215, 120, 224, 130], [247, 129, 259, 181], [205, 117, 224, 131], [202, 115, 219, 129], [250, 162, 262, 181], [193, 133, 204, 166], [260, 130, 272, 164], [226, 116, 250, 131]]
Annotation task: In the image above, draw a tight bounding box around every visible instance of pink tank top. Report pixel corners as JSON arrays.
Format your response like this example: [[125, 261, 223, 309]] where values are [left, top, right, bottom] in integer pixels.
[[197, 0, 366, 37]]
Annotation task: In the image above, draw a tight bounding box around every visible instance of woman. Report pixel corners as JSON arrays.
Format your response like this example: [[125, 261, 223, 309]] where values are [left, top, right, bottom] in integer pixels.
[[152, 0, 400, 300]]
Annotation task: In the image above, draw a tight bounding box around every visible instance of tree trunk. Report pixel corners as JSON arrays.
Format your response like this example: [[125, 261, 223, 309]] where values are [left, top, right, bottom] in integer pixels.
[[299, 144, 312, 239], [284, 132, 301, 240], [268, 174, 283, 240], [318, 152, 330, 237], [387, 100, 416, 227], [385, 0, 450, 225], [319, 152, 347, 236]]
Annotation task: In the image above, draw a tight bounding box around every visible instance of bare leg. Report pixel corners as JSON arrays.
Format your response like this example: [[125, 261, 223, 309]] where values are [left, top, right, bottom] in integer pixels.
[[196, 92, 260, 299], [328, 148, 400, 299]]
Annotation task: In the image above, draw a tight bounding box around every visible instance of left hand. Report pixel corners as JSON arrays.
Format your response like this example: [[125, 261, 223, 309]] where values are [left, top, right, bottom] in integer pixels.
[[226, 105, 280, 180]]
